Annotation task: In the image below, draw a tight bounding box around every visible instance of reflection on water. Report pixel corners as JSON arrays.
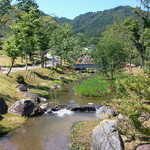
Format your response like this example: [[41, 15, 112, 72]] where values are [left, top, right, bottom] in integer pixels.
[[0, 80, 109, 150]]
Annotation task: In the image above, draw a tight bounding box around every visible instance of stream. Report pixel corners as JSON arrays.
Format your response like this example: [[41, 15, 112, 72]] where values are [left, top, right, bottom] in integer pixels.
[[0, 79, 110, 150]]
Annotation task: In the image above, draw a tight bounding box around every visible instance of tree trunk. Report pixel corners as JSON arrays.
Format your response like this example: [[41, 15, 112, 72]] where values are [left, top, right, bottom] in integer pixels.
[[60, 58, 62, 66], [140, 53, 145, 68], [29, 52, 32, 61], [52, 56, 54, 66], [25, 54, 28, 70], [129, 52, 133, 66], [6, 58, 15, 76], [41, 55, 44, 67], [110, 60, 114, 79]]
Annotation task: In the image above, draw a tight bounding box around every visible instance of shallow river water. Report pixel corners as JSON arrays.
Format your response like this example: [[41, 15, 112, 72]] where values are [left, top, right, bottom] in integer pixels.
[[0, 79, 109, 150]]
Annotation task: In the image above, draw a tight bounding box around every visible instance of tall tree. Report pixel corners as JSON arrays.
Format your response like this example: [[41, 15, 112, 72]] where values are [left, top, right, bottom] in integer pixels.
[[123, 18, 149, 67], [36, 16, 57, 67], [4, 7, 41, 70], [3, 35, 21, 75], [15, 0, 38, 12], [50, 24, 85, 65], [92, 23, 132, 78]]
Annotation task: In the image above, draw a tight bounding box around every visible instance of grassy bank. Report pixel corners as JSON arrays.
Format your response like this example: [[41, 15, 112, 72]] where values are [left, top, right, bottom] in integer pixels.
[[74, 74, 129, 97], [0, 114, 26, 136], [0, 66, 79, 136], [74, 76, 112, 97], [70, 121, 99, 150]]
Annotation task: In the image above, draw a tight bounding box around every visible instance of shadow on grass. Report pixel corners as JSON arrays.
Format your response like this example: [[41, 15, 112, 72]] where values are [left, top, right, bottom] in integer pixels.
[[33, 72, 55, 81], [0, 94, 15, 103], [0, 125, 8, 137], [0, 115, 4, 121], [46, 67, 64, 74]]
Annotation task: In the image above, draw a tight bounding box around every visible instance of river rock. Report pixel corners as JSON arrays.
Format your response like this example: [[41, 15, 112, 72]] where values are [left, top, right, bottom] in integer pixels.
[[88, 103, 103, 109], [40, 103, 58, 112], [57, 76, 64, 79], [16, 84, 28, 92], [92, 120, 124, 150], [40, 103, 50, 110], [71, 104, 96, 112], [31, 106, 45, 116], [64, 104, 80, 110], [8, 99, 35, 116], [0, 97, 8, 114], [50, 84, 61, 90], [139, 112, 150, 123], [136, 144, 150, 150], [23, 92, 47, 103], [96, 106, 117, 119]]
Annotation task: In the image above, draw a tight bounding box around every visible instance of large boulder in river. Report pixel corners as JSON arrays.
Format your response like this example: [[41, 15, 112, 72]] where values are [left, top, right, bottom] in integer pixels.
[[16, 84, 28, 92], [0, 97, 8, 114], [8, 99, 35, 116], [88, 103, 103, 109], [23, 92, 47, 103], [96, 106, 117, 119], [71, 104, 96, 112], [92, 120, 124, 150]]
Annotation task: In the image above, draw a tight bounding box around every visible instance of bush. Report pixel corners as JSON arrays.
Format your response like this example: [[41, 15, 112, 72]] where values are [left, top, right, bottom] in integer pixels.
[[16, 75, 25, 83], [115, 76, 150, 100], [113, 75, 150, 136]]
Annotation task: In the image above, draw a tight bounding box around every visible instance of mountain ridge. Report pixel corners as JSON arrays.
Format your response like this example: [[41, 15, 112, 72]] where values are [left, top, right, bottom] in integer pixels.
[[55, 6, 141, 38]]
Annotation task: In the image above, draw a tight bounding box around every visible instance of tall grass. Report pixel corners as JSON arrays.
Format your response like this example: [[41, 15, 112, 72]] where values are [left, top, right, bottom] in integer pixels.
[[74, 76, 111, 97]]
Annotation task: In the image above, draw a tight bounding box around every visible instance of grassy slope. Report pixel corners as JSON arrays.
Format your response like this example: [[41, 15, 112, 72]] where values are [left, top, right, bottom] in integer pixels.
[[0, 66, 79, 136], [0, 67, 78, 104]]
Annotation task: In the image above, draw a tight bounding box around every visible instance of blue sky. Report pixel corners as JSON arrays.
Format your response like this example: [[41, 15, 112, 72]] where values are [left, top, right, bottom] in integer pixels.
[[36, 0, 140, 19], [14, 0, 141, 19]]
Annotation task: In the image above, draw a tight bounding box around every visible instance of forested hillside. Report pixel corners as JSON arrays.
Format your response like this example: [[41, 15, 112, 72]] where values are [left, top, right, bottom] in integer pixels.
[[56, 6, 141, 38]]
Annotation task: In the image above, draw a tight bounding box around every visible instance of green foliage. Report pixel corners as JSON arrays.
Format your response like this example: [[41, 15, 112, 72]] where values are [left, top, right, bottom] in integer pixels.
[[50, 24, 85, 64], [3, 35, 21, 60], [92, 22, 131, 78], [74, 76, 111, 97], [113, 75, 150, 136], [113, 95, 150, 136], [115, 75, 150, 100]]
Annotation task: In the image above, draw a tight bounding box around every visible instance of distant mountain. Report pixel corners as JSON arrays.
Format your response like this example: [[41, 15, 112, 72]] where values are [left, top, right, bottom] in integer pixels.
[[56, 6, 141, 38], [55, 17, 71, 24]]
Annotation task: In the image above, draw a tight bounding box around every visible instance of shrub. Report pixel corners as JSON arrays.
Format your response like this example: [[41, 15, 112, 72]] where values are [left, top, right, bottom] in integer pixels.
[[112, 95, 150, 136], [113, 75, 150, 136], [115, 76, 150, 100], [16, 75, 25, 83]]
